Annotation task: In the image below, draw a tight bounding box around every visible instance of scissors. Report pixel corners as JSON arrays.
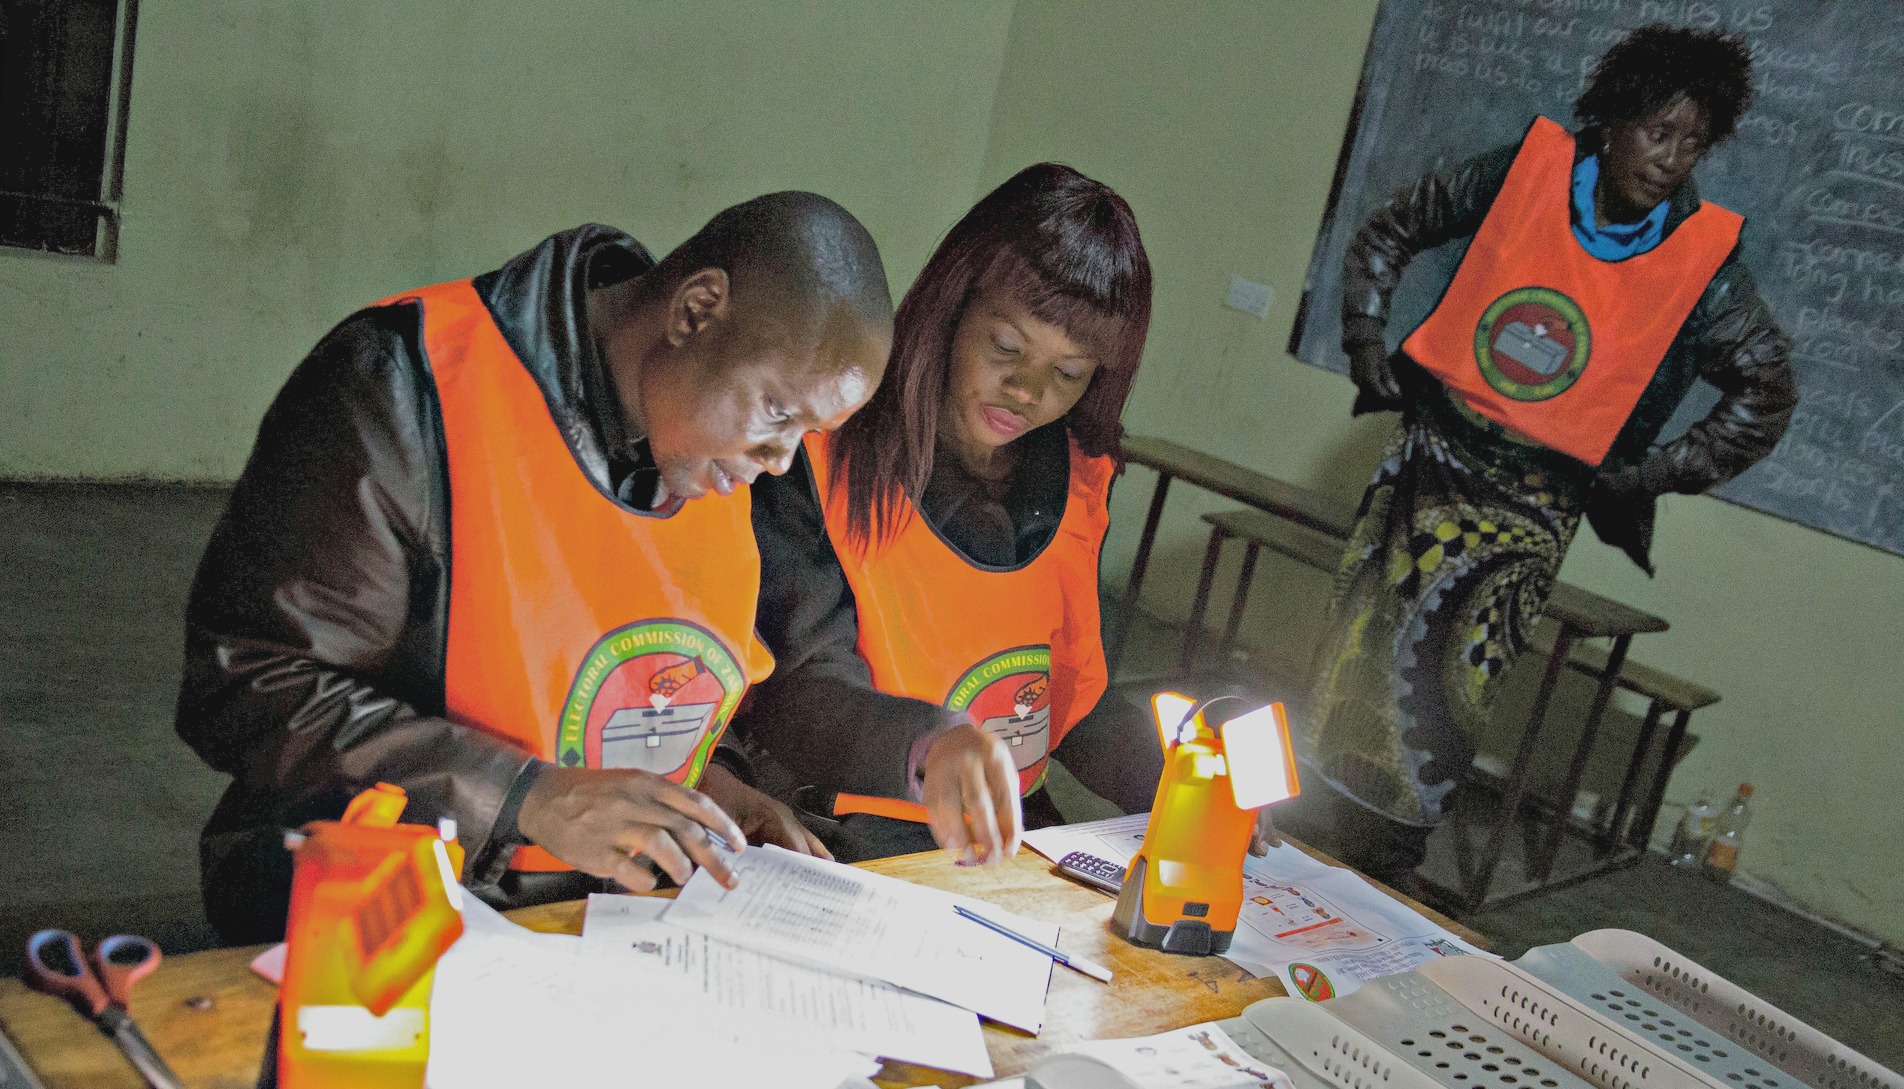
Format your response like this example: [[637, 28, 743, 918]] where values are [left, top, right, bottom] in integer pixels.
[[24, 929, 185, 1089]]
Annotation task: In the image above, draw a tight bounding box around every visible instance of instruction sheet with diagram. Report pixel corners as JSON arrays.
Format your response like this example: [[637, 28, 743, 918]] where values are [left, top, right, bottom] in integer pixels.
[[1024, 814, 1490, 999]]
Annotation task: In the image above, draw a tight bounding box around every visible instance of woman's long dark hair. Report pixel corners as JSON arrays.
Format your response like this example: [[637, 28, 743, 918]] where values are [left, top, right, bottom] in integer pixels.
[[830, 162, 1152, 547]]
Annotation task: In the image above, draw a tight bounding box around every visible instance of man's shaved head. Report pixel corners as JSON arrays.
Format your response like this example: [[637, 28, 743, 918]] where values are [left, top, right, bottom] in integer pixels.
[[608, 192, 894, 506], [651, 191, 894, 345]]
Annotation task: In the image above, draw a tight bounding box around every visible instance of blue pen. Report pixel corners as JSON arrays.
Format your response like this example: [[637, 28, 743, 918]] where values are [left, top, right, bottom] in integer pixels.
[[953, 904, 1113, 984]]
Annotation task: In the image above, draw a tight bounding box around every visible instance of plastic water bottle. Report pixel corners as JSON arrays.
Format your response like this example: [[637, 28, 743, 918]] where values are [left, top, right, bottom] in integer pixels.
[[1702, 783, 1754, 882], [1667, 793, 1716, 868]]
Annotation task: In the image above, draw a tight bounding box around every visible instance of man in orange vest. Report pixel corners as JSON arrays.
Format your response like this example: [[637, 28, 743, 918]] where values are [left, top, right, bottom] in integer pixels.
[[178, 195, 893, 942]]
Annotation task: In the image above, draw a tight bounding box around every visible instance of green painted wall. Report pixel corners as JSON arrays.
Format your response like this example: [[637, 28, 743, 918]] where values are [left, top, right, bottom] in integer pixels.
[[979, 0, 1903, 945], [5, 0, 1898, 945], [0, 1, 1015, 478]]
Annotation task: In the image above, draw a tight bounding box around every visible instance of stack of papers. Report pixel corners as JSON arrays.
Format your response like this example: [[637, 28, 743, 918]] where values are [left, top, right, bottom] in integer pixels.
[[426, 844, 1061, 1085], [663, 845, 1058, 1033], [581, 893, 991, 1077], [425, 897, 882, 1088], [1024, 813, 1490, 999]]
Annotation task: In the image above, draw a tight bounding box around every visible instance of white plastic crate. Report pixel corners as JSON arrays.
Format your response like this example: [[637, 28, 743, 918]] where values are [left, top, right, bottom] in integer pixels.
[[1418, 953, 1738, 1089], [1227, 997, 1450, 1089], [1318, 963, 1607, 1089], [1522, 930, 1902, 1089]]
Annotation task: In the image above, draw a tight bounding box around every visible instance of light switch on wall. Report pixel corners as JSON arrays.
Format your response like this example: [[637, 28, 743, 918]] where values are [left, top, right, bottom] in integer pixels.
[[1224, 274, 1273, 320]]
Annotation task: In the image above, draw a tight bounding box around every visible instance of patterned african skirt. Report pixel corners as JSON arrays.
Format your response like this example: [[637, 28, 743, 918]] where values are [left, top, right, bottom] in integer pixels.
[[1300, 389, 1592, 827]]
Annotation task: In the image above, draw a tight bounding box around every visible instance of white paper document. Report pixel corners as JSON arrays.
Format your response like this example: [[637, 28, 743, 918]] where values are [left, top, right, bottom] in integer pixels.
[[970, 1023, 1292, 1089], [663, 845, 1057, 1032], [1025, 814, 1490, 999], [249, 941, 286, 984], [1054, 1023, 1295, 1089], [582, 893, 992, 1077], [425, 898, 879, 1089]]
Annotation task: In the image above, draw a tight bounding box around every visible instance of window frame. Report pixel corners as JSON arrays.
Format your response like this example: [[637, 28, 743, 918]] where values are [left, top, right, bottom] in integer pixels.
[[0, 0, 140, 262]]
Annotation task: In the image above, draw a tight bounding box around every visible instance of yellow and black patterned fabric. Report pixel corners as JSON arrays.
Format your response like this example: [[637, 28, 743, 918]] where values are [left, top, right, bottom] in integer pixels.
[[1301, 390, 1589, 827]]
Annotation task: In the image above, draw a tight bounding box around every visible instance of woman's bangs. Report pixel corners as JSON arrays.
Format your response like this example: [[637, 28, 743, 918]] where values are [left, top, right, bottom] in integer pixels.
[[978, 249, 1138, 371]]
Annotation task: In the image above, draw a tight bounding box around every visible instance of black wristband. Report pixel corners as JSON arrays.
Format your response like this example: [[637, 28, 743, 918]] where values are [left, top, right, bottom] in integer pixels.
[[492, 758, 549, 847]]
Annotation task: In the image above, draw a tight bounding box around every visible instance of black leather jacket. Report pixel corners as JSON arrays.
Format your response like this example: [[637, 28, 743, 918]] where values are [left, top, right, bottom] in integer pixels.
[[1342, 131, 1797, 570], [176, 225, 710, 942], [735, 426, 1163, 818]]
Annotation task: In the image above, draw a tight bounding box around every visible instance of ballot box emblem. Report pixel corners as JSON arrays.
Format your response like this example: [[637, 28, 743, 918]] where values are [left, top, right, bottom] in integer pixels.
[[599, 699, 720, 774], [944, 646, 1054, 774], [1474, 286, 1591, 402], [557, 619, 747, 782], [1288, 962, 1335, 1002]]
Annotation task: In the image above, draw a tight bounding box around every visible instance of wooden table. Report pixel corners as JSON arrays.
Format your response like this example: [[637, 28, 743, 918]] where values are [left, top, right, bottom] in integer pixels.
[[0, 845, 1483, 1089]]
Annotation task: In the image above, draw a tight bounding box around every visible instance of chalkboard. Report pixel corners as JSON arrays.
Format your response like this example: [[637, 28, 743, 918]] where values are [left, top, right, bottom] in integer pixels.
[[1292, 0, 1904, 558]]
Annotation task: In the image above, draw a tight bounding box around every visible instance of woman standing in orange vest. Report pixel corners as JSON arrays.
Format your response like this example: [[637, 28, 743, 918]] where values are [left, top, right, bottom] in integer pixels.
[[1301, 25, 1796, 890], [736, 164, 1162, 864]]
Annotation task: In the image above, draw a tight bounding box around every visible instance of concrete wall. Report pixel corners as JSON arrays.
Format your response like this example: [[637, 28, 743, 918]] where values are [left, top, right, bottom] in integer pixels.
[[979, 0, 1903, 945], [0, 0, 1014, 478]]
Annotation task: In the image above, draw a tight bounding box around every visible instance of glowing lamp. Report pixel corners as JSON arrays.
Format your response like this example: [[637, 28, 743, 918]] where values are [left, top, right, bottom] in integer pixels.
[[278, 783, 466, 1089], [1111, 692, 1300, 955]]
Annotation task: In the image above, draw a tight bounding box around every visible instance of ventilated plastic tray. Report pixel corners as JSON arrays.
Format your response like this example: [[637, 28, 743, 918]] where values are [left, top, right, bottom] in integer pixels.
[[1309, 962, 1608, 1089], [1224, 997, 1449, 1089], [1006, 1000, 1450, 1089], [1418, 953, 1766, 1089], [1512, 929, 1900, 1089]]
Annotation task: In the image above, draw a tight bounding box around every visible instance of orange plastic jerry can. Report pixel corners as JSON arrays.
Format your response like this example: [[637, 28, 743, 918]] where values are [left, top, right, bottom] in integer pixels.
[[277, 784, 466, 1089]]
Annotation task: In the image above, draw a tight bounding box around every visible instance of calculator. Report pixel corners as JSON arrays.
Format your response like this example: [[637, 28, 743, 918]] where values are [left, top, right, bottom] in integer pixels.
[[1055, 850, 1126, 894]]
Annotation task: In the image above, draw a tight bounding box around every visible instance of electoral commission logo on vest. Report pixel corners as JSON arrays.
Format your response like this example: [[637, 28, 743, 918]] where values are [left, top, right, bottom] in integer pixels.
[[1473, 286, 1591, 402], [945, 645, 1053, 774], [556, 619, 746, 780]]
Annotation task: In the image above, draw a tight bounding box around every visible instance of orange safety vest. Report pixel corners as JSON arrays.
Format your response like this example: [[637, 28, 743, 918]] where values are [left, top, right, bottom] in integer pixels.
[[400, 278, 774, 871], [806, 432, 1114, 796], [1401, 116, 1742, 467]]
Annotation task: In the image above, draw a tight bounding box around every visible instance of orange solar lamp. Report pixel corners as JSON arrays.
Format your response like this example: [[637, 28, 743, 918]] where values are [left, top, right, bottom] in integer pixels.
[[1111, 692, 1300, 955], [277, 783, 467, 1089]]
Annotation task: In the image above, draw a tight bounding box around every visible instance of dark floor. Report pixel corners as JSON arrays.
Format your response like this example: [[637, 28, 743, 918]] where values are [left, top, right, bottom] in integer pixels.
[[2, 482, 1899, 1070]]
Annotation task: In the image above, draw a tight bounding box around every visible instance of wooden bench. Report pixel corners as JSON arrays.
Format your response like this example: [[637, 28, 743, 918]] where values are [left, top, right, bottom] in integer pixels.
[[1109, 434, 1357, 667], [1562, 644, 1719, 865], [1174, 503, 1707, 910]]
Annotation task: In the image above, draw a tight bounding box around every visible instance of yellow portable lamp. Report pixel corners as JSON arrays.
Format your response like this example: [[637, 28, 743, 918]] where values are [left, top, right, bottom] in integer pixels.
[[1111, 692, 1301, 956], [277, 783, 467, 1089]]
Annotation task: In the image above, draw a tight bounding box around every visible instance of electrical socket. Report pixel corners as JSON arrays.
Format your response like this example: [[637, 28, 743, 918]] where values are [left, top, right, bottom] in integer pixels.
[[1224, 275, 1273, 320]]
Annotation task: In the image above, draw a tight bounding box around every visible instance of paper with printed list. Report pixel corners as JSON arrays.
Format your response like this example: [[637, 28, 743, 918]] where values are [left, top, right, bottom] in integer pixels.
[[424, 896, 879, 1089], [581, 893, 992, 1077], [662, 845, 1057, 1032], [1024, 813, 1489, 1000]]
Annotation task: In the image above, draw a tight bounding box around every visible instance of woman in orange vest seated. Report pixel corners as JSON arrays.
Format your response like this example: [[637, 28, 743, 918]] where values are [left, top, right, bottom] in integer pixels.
[[1300, 24, 1796, 889], [734, 164, 1162, 863]]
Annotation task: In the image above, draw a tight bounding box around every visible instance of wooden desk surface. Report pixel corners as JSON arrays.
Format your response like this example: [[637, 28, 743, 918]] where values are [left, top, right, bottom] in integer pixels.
[[0, 844, 1483, 1089]]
